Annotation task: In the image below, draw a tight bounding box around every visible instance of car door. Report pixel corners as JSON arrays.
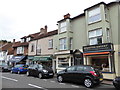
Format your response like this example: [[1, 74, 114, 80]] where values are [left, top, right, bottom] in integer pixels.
[[13, 65, 19, 72], [32, 65, 39, 76], [63, 66, 76, 81], [75, 66, 84, 82]]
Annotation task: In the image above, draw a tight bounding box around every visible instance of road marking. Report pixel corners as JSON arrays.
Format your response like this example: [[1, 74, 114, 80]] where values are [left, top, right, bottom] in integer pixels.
[[71, 85, 80, 88], [2, 76, 18, 82], [28, 84, 48, 90], [50, 81, 55, 83], [59, 83, 66, 85]]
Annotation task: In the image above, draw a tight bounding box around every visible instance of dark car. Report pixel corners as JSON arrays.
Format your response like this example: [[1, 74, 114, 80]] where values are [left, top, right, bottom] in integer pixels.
[[113, 77, 120, 90], [26, 64, 54, 78], [11, 64, 28, 74], [0, 63, 11, 72], [57, 65, 103, 88]]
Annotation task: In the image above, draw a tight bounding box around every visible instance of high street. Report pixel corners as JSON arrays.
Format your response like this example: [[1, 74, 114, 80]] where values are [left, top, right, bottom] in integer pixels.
[[1, 72, 116, 90]]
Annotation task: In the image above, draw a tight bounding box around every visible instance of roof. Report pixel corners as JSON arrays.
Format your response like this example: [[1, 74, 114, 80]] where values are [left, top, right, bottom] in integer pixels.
[[12, 42, 28, 48], [32, 30, 58, 41], [21, 32, 40, 39], [0, 43, 13, 51]]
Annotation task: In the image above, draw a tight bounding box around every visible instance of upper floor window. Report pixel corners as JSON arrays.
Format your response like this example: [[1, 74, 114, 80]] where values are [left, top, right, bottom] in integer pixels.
[[59, 38, 67, 50], [60, 22, 67, 33], [26, 37, 31, 42], [88, 7, 101, 24], [48, 39, 53, 49], [70, 38, 73, 50], [17, 47, 24, 54], [89, 29, 102, 45], [31, 44, 34, 52]]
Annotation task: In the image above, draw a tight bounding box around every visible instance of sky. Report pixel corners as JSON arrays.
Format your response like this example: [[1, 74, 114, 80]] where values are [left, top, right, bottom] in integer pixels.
[[0, 0, 116, 42]]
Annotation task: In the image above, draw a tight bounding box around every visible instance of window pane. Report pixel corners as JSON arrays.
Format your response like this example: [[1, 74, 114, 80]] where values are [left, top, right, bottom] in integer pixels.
[[96, 29, 102, 36], [90, 38, 97, 45]]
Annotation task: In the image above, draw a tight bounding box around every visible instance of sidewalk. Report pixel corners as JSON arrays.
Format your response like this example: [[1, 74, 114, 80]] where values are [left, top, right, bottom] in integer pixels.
[[101, 79, 113, 85]]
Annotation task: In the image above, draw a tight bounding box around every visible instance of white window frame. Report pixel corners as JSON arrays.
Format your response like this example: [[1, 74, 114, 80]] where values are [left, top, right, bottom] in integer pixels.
[[59, 38, 67, 50], [31, 44, 34, 52], [57, 58, 69, 68], [48, 39, 53, 49], [88, 7, 101, 24], [17, 47, 24, 54], [70, 38, 73, 49], [89, 29, 103, 45], [60, 22, 67, 33]]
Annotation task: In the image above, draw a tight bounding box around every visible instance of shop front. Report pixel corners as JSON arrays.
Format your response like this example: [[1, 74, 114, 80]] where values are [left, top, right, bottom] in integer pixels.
[[33, 56, 52, 67], [54, 50, 73, 73], [83, 43, 116, 79]]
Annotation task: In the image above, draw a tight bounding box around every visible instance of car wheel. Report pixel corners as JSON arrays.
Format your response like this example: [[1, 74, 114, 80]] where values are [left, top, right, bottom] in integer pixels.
[[26, 71, 30, 76], [57, 75, 63, 83], [38, 73, 42, 79], [18, 71, 20, 74], [84, 78, 94, 88]]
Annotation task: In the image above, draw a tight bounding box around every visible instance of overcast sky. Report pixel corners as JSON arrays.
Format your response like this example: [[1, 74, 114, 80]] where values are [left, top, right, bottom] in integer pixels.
[[0, 0, 115, 42]]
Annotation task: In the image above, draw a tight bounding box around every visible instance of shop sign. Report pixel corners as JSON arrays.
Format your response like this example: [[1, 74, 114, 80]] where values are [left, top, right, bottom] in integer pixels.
[[83, 43, 113, 52]]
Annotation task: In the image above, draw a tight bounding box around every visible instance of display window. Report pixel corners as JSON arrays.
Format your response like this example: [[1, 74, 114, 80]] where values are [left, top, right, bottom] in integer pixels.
[[91, 56, 110, 72], [58, 58, 69, 68]]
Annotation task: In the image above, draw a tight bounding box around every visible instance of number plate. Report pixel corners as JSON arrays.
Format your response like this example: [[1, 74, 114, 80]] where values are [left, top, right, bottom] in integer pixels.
[[49, 73, 53, 75], [100, 78, 103, 81]]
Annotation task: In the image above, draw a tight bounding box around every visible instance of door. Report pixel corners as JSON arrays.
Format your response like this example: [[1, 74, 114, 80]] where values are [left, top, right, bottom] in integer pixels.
[[74, 66, 84, 82], [32, 65, 39, 76], [64, 66, 76, 81]]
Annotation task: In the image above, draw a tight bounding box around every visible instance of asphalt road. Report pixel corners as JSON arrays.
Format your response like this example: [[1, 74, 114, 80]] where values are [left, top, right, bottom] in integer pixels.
[[1, 72, 116, 90]]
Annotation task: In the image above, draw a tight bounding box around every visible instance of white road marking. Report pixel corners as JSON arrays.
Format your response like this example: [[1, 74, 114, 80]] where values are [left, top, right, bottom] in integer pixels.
[[71, 85, 80, 88], [59, 83, 66, 85], [43, 79, 47, 81], [28, 84, 48, 90], [2, 76, 18, 82], [50, 81, 55, 83]]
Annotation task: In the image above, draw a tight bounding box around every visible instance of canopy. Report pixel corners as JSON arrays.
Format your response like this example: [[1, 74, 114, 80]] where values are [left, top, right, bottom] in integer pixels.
[[33, 56, 52, 61], [10, 56, 26, 63]]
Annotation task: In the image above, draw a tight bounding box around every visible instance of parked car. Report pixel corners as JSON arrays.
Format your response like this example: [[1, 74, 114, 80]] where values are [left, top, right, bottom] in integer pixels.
[[0, 63, 11, 72], [57, 65, 103, 88], [26, 64, 54, 78], [113, 77, 120, 90], [11, 64, 28, 74]]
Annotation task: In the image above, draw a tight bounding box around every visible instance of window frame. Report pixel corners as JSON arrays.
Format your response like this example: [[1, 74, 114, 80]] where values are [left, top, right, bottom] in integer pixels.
[[88, 7, 101, 24], [88, 29, 103, 45], [59, 38, 67, 50], [48, 39, 53, 49], [60, 22, 67, 33]]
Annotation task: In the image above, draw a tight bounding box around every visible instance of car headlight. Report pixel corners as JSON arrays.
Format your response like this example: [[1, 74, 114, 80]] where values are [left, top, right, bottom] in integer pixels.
[[43, 70, 48, 73]]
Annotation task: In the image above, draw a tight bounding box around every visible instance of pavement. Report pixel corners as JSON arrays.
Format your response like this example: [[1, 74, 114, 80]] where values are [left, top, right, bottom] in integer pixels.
[[102, 79, 113, 85]]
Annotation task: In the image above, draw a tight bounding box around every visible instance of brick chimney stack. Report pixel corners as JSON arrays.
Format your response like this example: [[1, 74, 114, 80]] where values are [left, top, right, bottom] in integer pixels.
[[64, 13, 70, 19], [13, 39, 15, 43], [40, 25, 47, 34]]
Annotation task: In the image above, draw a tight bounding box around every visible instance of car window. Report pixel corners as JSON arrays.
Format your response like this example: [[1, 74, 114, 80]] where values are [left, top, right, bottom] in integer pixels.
[[33, 64, 38, 69], [76, 66, 84, 71], [15, 64, 24, 68], [67, 66, 76, 71]]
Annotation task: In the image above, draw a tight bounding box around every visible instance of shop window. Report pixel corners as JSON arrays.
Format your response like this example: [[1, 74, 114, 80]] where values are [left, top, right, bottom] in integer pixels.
[[89, 29, 102, 45], [88, 7, 101, 24], [91, 56, 110, 72], [58, 58, 69, 68]]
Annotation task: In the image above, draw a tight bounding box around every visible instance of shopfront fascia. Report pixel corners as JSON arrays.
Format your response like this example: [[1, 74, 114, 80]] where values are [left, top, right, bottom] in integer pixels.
[[83, 43, 116, 79]]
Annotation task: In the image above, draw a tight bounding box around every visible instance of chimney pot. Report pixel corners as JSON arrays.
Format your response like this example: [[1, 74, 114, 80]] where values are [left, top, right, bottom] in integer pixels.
[[64, 13, 70, 19], [13, 39, 15, 43]]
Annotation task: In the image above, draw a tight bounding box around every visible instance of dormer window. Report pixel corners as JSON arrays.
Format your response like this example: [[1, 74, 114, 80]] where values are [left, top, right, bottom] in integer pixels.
[[26, 37, 31, 42], [60, 22, 67, 33], [21, 39, 25, 43], [88, 7, 101, 24]]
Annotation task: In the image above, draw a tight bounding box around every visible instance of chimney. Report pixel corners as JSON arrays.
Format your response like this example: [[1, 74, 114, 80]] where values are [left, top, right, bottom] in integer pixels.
[[64, 13, 70, 19], [40, 25, 47, 34], [13, 39, 15, 43]]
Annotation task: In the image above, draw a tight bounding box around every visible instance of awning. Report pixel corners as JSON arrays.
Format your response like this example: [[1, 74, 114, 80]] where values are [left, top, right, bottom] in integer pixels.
[[10, 56, 26, 63], [33, 56, 52, 61], [83, 52, 110, 56], [28, 56, 34, 60]]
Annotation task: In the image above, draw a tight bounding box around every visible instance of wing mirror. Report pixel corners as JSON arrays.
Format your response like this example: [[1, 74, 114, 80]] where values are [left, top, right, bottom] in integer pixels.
[[64, 69, 67, 72]]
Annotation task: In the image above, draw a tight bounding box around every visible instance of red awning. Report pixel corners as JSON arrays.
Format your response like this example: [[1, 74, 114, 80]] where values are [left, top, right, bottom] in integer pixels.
[[83, 52, 110, 56]]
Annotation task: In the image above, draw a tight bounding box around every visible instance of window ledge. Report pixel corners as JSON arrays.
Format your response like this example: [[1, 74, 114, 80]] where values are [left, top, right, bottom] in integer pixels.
[[88, 20, 102, 25], [59, 31, 67, 34], [48, 48, 53, 50]]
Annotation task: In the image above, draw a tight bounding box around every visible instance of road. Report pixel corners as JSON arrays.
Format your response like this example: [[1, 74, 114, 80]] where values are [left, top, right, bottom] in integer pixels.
[[1, 72, 116, 90]]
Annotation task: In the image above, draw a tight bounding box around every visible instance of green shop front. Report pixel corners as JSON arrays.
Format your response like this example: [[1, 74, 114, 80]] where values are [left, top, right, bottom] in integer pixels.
[[33, 56, 52, 67]]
